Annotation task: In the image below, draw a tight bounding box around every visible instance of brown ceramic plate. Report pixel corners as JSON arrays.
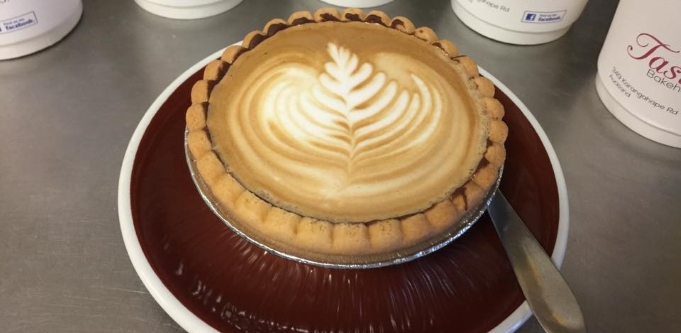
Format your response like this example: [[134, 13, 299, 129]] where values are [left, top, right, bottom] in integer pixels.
[[119, 49, 569, 333]]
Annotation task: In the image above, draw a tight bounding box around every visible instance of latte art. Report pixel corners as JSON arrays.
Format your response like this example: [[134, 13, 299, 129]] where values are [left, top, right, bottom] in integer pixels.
[[261, 43, 442, 186], [208, 21, 489, 223], [186, 9, 508, 258]]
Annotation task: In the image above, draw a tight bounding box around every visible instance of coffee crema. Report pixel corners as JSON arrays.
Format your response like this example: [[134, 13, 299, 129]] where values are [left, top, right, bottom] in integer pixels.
[[209, 22, 488, 223], [186, 8, 507, 257]]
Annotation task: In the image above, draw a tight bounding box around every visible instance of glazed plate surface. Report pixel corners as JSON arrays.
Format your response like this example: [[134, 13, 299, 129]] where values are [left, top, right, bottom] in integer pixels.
[[118, 49, 569, 333]]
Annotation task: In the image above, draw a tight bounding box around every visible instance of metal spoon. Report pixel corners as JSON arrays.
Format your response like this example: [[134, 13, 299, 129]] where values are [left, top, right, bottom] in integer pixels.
[[487, 192, 587, 333]]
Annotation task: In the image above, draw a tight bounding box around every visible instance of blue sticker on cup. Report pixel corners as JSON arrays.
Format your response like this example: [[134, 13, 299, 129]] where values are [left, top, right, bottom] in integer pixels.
[[522, 10, 566, 24], [0, 11, 39, 34]]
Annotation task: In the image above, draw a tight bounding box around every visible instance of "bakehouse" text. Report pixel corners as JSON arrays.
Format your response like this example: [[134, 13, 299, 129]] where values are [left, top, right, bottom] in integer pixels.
[[628, 33, 681, 93]]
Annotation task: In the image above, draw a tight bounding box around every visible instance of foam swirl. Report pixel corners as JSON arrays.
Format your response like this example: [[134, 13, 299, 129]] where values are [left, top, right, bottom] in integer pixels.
[[208, 22, 487, 222]]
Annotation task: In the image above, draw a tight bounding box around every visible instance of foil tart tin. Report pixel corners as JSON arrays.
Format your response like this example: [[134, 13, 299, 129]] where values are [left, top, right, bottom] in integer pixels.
[[185, 129, 501, 269]]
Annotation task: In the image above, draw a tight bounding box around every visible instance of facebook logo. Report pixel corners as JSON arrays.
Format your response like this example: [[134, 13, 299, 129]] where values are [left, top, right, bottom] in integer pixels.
[[522, 10, 566, 23]]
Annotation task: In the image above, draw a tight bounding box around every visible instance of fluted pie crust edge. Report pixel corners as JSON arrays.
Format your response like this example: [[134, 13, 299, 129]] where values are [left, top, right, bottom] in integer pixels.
[[185, 8, 508, 256]]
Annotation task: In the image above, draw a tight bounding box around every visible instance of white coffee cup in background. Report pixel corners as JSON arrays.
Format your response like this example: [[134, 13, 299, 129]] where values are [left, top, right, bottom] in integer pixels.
[[317, 0, 394, 8], [135, 0, 244, 20], [452, 0, 589, 45], [595, 0, 681, 148], [0, 0, 83, 60]]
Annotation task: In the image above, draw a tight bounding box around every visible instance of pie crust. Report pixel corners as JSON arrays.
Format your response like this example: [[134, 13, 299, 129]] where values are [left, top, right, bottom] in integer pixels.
[[186, 8, 507, 256]]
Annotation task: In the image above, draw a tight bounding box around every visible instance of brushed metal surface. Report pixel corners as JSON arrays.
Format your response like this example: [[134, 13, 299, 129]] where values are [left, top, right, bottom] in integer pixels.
[[1, 0, 680, 332]]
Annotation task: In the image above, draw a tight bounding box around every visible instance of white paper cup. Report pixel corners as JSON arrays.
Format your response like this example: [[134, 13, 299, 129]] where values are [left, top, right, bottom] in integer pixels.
[[452, 0, 588, 45], [135, 0, 243, 20], [595, 0, 681, 147], [0, 0, 82, 60], [317, 0, 393, 7]]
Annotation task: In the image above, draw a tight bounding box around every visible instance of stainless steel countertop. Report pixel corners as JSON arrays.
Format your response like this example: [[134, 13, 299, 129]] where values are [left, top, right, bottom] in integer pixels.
[[1, 0, 679, 332]]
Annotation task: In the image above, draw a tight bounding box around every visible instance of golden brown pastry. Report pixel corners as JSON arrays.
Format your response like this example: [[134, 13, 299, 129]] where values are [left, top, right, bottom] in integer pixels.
[[186, 8, 507, 257]]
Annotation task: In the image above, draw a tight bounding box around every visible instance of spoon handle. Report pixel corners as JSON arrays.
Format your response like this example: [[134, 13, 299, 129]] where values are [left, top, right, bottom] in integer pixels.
[[487, 192, 587, 333]]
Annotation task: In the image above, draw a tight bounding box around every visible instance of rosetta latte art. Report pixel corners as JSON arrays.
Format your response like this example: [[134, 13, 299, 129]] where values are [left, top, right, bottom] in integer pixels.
[[213, 40, 484, 222], [262, 43, 442, 183]]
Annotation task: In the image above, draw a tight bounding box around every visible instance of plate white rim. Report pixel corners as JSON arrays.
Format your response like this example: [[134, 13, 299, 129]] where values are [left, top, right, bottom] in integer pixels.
[[118, 48, 570, 333]]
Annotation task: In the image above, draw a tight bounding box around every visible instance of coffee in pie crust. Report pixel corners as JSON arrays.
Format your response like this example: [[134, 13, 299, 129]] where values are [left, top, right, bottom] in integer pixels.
[[186, 8, 507, 257]]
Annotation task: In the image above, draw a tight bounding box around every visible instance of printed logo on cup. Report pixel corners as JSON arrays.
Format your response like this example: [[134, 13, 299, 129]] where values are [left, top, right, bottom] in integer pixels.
[[627, 33, 681, 100], [0, 11, 39, 34], [0, 0, 82, 59], [596, 0, 681, 147], [521, 11, 566, 24], [452, 0, 589, 45]]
